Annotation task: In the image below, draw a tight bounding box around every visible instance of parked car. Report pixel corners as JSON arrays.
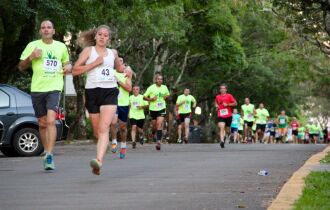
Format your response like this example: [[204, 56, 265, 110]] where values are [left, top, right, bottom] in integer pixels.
[[0, 84, 68, 157]]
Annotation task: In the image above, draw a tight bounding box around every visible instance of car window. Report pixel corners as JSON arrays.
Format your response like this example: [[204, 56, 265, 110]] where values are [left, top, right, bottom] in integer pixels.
[[0, 90, 10, 107]]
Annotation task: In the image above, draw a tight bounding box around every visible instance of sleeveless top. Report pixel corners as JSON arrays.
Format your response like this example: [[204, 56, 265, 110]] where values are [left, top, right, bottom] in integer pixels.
[[85, 47, 117, 89]]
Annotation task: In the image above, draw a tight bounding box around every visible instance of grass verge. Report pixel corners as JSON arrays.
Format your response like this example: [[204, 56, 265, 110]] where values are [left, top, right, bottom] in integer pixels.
[[320, 151, 330, 164], [293, 171, 330, 210]]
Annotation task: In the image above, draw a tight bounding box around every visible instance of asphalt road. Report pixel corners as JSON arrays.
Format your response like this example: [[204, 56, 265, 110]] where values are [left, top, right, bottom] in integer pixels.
[[0, 143, 326, 210]]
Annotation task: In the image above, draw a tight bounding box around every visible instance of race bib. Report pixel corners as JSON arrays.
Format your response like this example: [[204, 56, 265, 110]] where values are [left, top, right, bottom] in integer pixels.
[[43, 59, 61, 72], [247, 113, 253, 119], [184, 104, 190, 110], [96, 67, 116, 82], [132, 101, 139, 108], [219, 108, 228, 116], [156, 102, 164, 108], [280, 119, 285, 124]]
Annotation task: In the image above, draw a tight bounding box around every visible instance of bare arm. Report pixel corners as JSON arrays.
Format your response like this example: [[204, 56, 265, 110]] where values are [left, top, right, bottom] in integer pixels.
[[118, 66, 132, 92], [18, 57, 32, 71], [18, 48, 42, 71], [143, 95, 157, 102], [72, 47, 103, 76]]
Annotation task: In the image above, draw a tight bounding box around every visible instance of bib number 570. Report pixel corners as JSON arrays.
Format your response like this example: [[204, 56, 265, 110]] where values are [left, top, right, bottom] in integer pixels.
[[46, 59, 58, 67]]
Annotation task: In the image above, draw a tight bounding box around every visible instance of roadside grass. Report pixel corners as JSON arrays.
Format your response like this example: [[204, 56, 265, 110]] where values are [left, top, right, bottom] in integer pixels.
[[320, 151, 330, 164], [293, 171, 330, 210]]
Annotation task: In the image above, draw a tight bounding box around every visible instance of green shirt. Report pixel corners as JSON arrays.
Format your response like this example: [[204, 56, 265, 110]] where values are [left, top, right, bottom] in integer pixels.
[[255, 108, 269, 124], [309, 125, 320, 134], [116, 72, 130, 106], [278, 115, 288, 128], [144, 84, 170, 111], [238, 118, 244, 131], [241, 104, 255, 122], [176, 94, 196, 114], [298, 127, 305, 135], [20, 40, 69, 92], [129, 94, 148, 120]]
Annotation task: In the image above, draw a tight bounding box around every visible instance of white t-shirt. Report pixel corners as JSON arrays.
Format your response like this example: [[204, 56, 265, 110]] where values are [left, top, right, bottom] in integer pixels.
[[85, 47, 117, 89]]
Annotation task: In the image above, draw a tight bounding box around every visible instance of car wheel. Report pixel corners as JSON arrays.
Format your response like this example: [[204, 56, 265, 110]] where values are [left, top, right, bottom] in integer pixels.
[[0, 147, 18, 157], [13, 128, 44, 157]]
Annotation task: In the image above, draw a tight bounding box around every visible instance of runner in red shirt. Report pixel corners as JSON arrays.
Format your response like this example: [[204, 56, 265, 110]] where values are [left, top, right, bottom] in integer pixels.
[[215, 84, 237, 148], [290, 117, 299, 144]]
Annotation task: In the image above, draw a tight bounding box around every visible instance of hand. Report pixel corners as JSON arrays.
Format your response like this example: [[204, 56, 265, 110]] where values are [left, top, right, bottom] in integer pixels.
[[94, 56, 104, 66], [151, 96, 157, 101], [29, 48, 42, 61], [63, 63, 72, 75], [124, 66, 133, 79], [223, 103, 228, 107]]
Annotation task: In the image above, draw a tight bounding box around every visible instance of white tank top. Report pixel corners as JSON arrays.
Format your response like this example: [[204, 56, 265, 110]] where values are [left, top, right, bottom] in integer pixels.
[[85, 47, 117, 89]]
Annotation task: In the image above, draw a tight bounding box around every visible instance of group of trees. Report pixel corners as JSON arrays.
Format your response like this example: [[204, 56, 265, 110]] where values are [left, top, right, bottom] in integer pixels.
[[0, 0, 329, 140]]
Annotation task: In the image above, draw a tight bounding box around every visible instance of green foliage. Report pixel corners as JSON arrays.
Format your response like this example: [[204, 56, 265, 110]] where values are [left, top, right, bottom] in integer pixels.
[[320, 152, 330, 164], [1, 0, 329, 139], [293, 171, 330, 210]]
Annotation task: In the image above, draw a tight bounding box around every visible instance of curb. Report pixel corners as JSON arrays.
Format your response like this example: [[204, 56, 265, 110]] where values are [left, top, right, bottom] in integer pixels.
[[267, 145, 330, 210]]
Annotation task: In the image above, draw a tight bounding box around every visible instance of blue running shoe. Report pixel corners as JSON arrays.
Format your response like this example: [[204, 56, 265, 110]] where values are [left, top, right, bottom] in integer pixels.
[[44, 154, 55, 170]]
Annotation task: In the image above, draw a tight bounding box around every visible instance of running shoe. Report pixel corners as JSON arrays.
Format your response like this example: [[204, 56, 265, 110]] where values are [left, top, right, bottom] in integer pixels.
[[177, 138, 182, 143], [155, 141, 161, 150], [111, 143, 117, 153], [132, 141, 136, 149], [119, 148, 126, 159], [220, 141, 225, 148], [90, 159, 102, 175], [139, 136, 144, 145], [44, 153, 55, 170]]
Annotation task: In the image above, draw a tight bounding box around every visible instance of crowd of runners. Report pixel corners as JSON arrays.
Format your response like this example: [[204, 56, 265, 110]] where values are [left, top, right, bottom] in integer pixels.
[[17, 21, 330, 175], [215, 85, 328, 146]]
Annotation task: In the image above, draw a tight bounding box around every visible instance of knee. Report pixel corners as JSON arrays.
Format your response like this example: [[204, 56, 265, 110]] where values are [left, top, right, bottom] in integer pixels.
[[119, 123, 127, 132], [156, 122, 162, 129], [38, 118, 47, 129], [131, 125, 137, 131], [98, 124, 109, 134], [46, 119, 56, 127]]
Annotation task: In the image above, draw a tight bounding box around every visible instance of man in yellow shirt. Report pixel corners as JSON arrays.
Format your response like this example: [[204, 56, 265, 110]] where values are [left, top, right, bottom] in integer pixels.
[[176, 88, 196, 144], [18, 20, 72, 170], [143, 74, 170, 150]]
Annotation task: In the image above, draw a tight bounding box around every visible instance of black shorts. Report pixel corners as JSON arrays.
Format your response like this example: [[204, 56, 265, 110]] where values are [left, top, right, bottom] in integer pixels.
[[244, 121, 254, 128], [256, 124, 266, 132], [31, 91, 61, 118], [149, 109, 166, 120], [117, 106, 129, 123], [130, 118, 145, 129], [292, 130, 298, 136], [270, 131, 276, 137], [177, 113, 192, 124], [231, 127, 238, 133], [310, 134, 319, 138], [218, 117, 232, 127], [85, 87, 119, 113]]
